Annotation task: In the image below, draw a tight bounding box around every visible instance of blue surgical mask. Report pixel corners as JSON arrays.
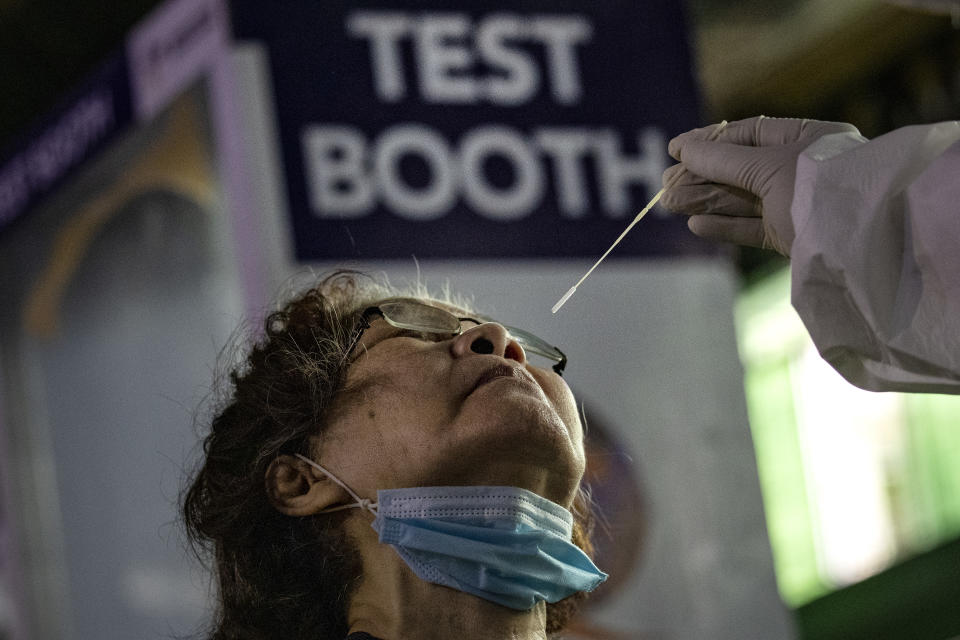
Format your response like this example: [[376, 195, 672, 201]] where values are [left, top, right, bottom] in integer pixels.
[[294, 454, 607, 610]]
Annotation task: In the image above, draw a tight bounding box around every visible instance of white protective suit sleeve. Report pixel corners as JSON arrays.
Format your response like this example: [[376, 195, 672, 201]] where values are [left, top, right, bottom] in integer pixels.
[[790, 121, 960, 393]]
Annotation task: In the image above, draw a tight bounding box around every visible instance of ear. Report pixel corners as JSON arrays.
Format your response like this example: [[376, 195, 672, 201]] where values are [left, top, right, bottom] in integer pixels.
[[265, 454, 349, 516]]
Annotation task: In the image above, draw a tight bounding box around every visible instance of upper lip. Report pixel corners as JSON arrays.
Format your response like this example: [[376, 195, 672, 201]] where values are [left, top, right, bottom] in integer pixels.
[[472, 363, 538, 393]]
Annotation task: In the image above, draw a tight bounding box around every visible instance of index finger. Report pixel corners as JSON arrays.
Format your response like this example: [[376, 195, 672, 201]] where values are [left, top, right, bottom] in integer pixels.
[[668, 121, 729, 160], [670, 116, 861, 160], [669, 117, 778, 159]]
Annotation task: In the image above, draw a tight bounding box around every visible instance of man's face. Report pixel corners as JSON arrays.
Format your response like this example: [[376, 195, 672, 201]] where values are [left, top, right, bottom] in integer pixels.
[[317, 299, 585, 508]]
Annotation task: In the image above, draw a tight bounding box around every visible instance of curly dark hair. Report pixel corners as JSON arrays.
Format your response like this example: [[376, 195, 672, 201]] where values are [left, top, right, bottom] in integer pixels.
[[182, 270, 595, 639]]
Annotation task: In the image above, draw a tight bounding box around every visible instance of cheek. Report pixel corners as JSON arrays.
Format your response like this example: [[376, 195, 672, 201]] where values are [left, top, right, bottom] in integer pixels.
[[533, 371, 583, 440], [349, 357, 460, 438]]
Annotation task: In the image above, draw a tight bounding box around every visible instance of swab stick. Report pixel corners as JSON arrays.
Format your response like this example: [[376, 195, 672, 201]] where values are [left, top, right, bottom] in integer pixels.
[[551, 120, 729, 314]]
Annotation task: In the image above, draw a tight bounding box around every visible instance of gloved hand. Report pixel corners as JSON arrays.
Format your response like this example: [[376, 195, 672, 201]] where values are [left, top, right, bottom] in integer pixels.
[[661, 116, 861, 256]]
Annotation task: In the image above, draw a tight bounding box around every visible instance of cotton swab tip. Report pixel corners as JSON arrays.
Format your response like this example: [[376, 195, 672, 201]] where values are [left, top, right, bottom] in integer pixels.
[[552, 286, 577, 314]]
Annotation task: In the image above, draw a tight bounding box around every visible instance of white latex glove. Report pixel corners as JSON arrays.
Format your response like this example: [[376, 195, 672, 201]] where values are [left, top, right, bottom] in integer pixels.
[[661, 116, 862, 256]]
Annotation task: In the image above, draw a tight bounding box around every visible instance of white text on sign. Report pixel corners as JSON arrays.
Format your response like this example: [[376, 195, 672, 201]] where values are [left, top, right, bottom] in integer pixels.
[[302, 124, 666, 221], [347, 12, 593, 105], [300, 11, 668, 223]]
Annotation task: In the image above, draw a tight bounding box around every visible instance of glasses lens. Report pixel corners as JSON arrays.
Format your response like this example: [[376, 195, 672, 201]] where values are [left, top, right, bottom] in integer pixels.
[[379, 300, 461, 333]]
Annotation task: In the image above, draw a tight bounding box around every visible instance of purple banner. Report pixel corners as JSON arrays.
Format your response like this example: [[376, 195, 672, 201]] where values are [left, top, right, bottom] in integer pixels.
[[232, 0, 710, 260], [0, 56, 134, 236]]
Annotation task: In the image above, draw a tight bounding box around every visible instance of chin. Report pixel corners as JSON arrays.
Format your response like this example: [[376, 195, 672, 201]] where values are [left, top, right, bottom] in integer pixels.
[[468, 398, 585, 503]]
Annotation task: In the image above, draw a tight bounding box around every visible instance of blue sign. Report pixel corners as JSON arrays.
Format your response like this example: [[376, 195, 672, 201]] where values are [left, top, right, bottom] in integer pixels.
[[231, 0, 707, 259]]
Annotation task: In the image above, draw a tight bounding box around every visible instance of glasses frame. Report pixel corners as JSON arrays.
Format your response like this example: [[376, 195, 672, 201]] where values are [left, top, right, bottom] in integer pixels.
[[345, 300, 567, 375]]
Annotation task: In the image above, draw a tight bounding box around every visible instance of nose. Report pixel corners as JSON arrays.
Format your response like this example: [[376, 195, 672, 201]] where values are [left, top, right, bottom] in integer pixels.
[[451, 322, 526, 365]]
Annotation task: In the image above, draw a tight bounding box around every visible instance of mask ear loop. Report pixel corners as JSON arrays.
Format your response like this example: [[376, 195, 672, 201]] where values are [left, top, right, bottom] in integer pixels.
[[294, 453, 378, 516]]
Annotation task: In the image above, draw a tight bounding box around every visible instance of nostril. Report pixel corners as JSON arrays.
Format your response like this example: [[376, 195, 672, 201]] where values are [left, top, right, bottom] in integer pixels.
[[504, 341, 524, 363], [470, 337, 495, 355]]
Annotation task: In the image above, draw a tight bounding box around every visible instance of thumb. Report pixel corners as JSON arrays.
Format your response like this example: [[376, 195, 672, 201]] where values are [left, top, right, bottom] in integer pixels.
[[688, 214, 766, 248], [678, 140, 789, 196]]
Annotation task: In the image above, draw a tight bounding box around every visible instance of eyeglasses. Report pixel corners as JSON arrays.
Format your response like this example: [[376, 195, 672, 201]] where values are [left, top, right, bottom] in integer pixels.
[[345, 300, 567, 375]]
